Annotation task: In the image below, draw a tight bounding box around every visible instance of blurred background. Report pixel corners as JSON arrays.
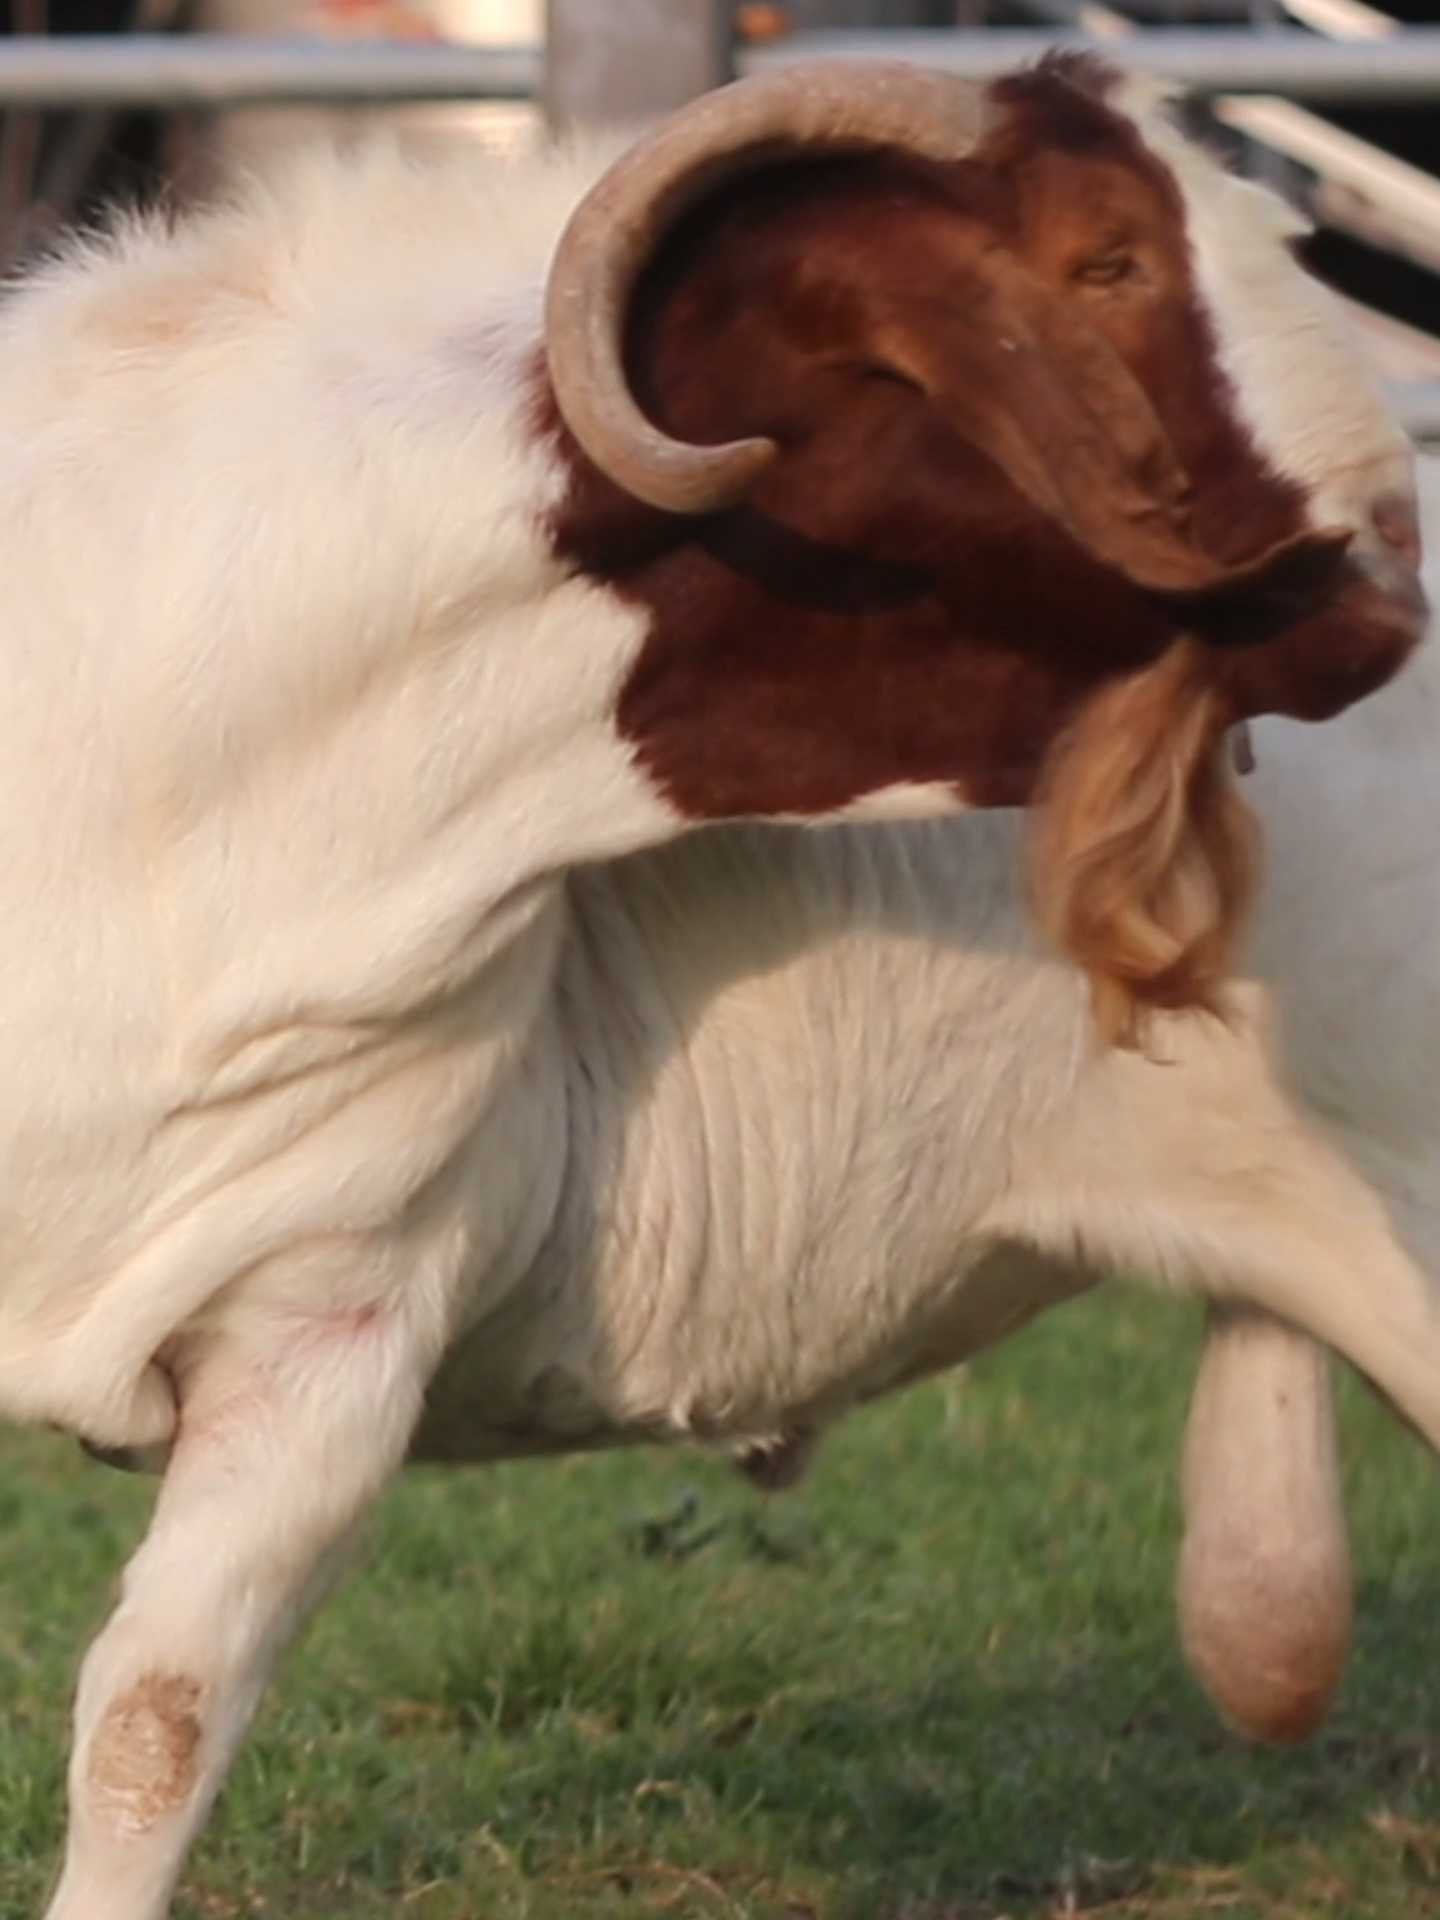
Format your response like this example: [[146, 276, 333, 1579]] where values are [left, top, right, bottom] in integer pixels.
[[0, 0, 1438, 422]]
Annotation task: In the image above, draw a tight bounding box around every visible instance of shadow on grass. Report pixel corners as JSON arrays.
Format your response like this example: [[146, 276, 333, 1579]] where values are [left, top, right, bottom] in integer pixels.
[[405, 1572, 1440, 1918]]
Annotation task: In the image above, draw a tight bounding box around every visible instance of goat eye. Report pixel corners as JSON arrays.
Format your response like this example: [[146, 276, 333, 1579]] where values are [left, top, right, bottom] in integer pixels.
[[1074, 251, 1140, 289], [853, 359, 927, 396]]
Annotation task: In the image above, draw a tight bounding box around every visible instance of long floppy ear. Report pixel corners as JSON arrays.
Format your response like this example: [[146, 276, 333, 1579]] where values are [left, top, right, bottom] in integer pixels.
[[871, 242, 1348, 597]]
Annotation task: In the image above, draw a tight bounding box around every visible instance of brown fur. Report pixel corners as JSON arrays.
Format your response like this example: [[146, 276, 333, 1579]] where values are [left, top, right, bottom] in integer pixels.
[[86, 1673, 203, 1837], [539, 56, 1420, 1027], [1028, 638, 1257, 1046]]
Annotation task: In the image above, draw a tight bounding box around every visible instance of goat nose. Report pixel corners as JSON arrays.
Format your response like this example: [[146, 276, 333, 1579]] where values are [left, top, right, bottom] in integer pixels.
[[1372, 492, 1422, 570]]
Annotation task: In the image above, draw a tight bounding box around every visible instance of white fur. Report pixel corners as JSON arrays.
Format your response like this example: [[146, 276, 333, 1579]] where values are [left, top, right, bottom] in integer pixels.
[[0, 137, 684, 1453], [3, 125, 1426, 1920]]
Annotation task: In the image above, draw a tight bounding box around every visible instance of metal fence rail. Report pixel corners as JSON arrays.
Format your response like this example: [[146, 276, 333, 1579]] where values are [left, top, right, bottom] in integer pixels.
[[0, 36, 539, 107], [11, 26, 1440, 108], [742, 26, 1440, 98], [0, 14, 1438, 432]]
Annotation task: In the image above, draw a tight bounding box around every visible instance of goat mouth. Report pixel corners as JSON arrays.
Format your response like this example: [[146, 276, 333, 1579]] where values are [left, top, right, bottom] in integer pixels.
[[1216, 556, 1428, 725], [1363, 547, 1429, 636], [1371, 490, 1422, 571]]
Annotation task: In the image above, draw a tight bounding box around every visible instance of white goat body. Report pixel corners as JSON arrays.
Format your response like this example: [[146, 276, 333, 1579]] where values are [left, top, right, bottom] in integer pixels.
[[0, 102, 1428, 1920], [0, 139, 652, 1455], [418, 809, 1101, 1462]]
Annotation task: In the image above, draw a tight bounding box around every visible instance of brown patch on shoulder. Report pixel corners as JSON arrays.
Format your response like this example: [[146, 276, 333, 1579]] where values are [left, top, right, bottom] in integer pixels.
[[87, 1672, 203, 1836]]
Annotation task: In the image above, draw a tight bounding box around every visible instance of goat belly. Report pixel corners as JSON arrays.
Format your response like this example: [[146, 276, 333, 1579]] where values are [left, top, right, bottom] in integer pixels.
[[410, 1225, 1100, 1465]]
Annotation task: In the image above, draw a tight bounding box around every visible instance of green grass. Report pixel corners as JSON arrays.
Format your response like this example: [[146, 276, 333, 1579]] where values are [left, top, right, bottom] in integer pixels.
[[3, 1289, 1440, 1919]]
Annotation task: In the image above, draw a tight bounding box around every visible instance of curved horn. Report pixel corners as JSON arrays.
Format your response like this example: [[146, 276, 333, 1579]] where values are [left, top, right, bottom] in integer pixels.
[[544, 61, 994, 516]]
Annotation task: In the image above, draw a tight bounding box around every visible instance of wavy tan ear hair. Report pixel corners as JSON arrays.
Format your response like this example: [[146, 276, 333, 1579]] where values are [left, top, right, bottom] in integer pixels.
[[1028, 639, 1258, 1050]]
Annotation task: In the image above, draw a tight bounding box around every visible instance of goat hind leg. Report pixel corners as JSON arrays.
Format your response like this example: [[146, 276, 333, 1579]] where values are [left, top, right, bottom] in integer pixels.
[[977, 1000, 1428, 1743], [1035, 997, 1440, 1456], [40, 1284, 436, 1920], [1160, 1136, 1440, 1452]]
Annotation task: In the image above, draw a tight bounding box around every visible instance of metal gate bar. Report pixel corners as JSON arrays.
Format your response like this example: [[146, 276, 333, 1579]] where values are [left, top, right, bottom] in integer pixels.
[[7, 27, 1440, 108], [0, 36, 539, 107], [0, 18, 1438, 432], [741, 26, 1440, 97]]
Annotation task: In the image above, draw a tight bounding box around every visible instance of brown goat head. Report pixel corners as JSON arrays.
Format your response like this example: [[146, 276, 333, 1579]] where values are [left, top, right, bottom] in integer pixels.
[[539, 55, 1425, 1041]]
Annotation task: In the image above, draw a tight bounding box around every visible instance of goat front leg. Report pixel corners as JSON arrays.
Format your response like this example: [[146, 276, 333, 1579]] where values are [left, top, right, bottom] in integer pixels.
[[40, 1267, 440, 1920], [1177, 1307, 1349, 1744]]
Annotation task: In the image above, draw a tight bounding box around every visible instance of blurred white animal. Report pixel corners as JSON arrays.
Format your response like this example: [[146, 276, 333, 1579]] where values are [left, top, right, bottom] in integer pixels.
[[1177, 449, 1440, 1746]]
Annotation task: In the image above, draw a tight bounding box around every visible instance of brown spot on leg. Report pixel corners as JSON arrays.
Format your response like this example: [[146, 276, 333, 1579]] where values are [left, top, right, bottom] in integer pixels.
[[87, 1673, 203, 1837]]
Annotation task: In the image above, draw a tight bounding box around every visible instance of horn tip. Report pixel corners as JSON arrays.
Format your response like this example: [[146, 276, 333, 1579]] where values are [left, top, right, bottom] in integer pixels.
[[627, 434, 778, 515]]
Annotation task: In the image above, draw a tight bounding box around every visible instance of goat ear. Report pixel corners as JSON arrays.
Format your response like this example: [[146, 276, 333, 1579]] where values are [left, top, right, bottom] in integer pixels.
[[870, 246, 1347, 598]]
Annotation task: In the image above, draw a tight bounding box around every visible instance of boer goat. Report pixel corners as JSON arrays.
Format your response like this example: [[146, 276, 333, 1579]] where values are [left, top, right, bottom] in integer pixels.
[[0, 55, 1425, 1920]]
